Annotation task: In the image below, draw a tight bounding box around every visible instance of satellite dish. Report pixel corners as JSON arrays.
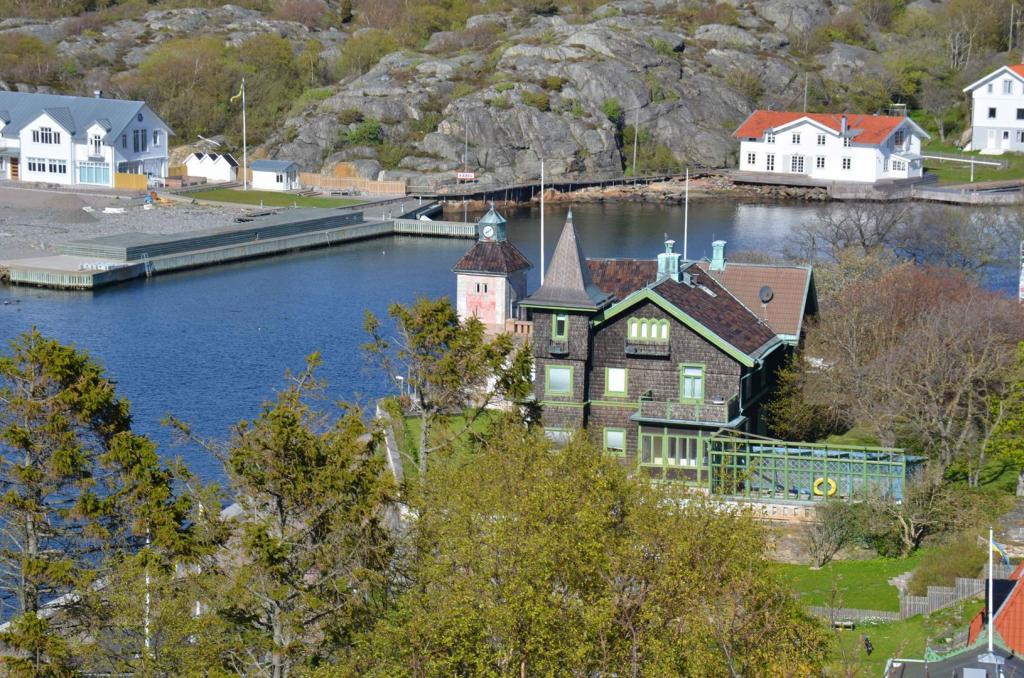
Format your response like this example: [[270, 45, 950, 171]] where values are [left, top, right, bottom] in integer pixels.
[[759, 285, 774, 304]]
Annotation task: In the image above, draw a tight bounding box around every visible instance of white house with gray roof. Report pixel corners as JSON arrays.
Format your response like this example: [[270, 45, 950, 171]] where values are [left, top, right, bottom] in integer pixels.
[[251, 159, 300, 191], [0, 91, 173, 188]]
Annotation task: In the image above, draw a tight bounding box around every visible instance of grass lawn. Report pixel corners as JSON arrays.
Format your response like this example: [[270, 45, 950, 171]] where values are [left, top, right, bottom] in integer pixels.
[[828, 599, 983, 677], [189, 188, 364, 209], [777, 551, 924, 611], [391, 409, 499, 484], [921, 140, 1024, 185]]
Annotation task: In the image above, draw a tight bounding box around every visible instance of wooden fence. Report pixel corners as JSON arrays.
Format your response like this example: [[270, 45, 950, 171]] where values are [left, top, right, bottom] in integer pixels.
[[299, 172, 406, 196], [113, 172, 148, 191], [168, 164, 187, 178]]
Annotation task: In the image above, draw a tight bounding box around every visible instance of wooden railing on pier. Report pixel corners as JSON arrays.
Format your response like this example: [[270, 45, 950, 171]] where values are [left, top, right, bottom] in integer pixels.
[[392, 218, 476, 237]]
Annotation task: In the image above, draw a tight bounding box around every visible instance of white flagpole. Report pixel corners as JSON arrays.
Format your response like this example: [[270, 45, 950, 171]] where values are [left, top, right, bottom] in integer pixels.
[[683, 168, 689, 261], [540, 159, 545, 283], [989, 526, 995, 653], [241, 78, 248, 192]]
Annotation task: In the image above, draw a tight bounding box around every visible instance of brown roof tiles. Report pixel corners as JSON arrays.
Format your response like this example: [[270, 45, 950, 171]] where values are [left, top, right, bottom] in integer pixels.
[[522, 213, 613, 310], [452, 240, 532, 275], [696, 261, 814, 339]]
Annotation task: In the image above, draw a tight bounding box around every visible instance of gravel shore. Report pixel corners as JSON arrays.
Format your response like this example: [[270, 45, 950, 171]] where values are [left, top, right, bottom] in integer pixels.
[[0, 186, 248, 261]]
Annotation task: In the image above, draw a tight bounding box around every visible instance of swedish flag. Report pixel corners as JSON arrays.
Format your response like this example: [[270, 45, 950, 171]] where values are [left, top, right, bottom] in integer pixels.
[[992, 537, 1011, 566], [230, 83, 243, 104]]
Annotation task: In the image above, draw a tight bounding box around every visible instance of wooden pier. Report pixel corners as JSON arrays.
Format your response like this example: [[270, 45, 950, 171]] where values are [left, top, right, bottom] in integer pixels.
[[2, 204, 476, 290]]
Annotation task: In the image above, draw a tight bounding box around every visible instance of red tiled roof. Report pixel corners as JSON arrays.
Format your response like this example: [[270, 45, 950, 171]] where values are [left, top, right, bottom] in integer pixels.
[[995, 579, 1024, 653], [733, 110, 908, 145], [1010, 64, 1024, 78], [452, 240, 532, 275], [969, 609, 985, 646], [696, 261, 814, 339]]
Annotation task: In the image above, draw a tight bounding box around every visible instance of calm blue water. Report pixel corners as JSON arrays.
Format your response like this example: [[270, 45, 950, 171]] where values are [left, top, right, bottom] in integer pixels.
[[0, 201, 1011, 482]]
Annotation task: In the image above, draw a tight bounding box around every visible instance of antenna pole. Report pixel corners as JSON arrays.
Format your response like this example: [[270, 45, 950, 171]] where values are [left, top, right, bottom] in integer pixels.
[[540, 158, 545, 283], [632, 106, 639, 184], [241, 78, 247, 192], [803, 73, 808, 112], [463, 110, 468, 223], [683, 167, 689, 261]]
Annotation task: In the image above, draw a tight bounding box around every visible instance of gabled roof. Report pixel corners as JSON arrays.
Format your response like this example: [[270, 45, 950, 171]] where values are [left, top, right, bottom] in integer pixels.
[[521, 211, 614, 311], [696, 261, 815, 340], [0, 110, 8, 125], [42, 107, 75, 135], [963, 64, 1024, 92], [186, 152, 206, 162], [591, 263, 780, 368], [0, 91, 172, 143], [733, 110, 928, 145], [251, 159, 298, 172], [452, 240, 532, 275]]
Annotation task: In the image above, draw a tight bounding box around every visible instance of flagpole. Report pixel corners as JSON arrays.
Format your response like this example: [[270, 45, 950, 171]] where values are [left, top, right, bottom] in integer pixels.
[[989, 526, 995, 654], [241, 78, 247, 192], [540, 158, 545, 283]]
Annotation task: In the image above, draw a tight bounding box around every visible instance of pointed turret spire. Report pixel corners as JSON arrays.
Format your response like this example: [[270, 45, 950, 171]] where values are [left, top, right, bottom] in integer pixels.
[[522, 211, 612, 310]]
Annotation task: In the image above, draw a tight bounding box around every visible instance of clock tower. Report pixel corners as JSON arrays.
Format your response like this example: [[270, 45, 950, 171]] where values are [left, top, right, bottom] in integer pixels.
[[452, 204, 532, 332]]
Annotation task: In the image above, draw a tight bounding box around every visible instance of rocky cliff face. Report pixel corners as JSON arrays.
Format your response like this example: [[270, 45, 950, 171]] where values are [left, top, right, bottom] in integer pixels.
[[2, 0, 873, 191]]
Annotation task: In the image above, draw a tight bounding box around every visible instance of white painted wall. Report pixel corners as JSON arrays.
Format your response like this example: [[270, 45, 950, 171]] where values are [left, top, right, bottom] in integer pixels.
[[184, 156, 237, 183], [738, 119, 923, 183], [18, 111, 75, 185], [969, 72, 1024, 151], [252, 168, 299, 191]]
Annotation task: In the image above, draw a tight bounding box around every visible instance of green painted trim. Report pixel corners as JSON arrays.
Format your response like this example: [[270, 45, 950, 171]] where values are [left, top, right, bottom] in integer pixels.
[[544, 364, 573, 396], [521, 302, 597, 312], [540, 400, 586, 409], [551, 313, 569, 340], [603, 427, 627, 456], [679, 363, 705, 404], [603, 366, 628, 397], [627, 316, 669, 342], [590, 399, 640, 408], [592, 288, 756, 367]]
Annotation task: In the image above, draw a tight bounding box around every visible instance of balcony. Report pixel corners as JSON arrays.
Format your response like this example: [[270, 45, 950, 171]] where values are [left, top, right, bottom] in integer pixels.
[[624, 338, 670, 358], [634, 396, 740, 425]]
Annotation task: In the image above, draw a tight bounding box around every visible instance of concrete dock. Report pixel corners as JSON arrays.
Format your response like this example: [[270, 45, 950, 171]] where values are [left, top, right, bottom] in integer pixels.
[[1, 204, 476, 290]]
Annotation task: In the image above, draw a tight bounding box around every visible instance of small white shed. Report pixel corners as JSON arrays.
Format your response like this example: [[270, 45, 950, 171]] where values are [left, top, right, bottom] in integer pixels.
[[251, 159, 300, 191], [183, 152, 238, 183]]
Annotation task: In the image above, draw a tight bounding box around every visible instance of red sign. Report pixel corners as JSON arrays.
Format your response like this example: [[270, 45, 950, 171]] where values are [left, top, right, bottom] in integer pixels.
[[457, 171, 475, 180]]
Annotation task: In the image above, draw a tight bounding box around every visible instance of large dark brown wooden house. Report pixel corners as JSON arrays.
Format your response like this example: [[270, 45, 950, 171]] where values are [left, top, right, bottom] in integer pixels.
[[519, 212, 817, 483]]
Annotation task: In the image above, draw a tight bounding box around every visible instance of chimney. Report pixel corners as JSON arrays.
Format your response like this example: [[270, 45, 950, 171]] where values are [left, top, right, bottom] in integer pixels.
[[710, 240, 727, 272], [657, 239, 682, 283], [841, 114, 848, 136], [93, 90, 103, 99]]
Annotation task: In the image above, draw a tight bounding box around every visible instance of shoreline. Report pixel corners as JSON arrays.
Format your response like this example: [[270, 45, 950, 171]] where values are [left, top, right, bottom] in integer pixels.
[[439, 176, 829, 214]]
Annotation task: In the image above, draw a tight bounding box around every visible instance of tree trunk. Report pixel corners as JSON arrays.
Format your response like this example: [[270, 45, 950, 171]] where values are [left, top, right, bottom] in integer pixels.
[[418, 411, 429, 478], [1017, 469, 1024, 496]]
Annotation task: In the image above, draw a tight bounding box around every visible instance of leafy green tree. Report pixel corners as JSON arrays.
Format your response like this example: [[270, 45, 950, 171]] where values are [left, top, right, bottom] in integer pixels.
[[0, 612, 76, 678], [236, 34, 303, 143], [350, 421, 830, 676], [175, 354, 396, 678], [334, 29, 399, 78], [0, 33, 62, 86], [363, 297, 534, 477], [985, 343, 1024, 494], [600, 97, 623, 127]]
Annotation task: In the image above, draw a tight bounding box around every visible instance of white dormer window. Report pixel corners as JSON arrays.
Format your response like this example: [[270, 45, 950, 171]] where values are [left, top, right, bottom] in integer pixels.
[[791, 133, 801, 144], [91, 135, 102, 156], [988, 83, 995, 93], [843, 137, 851, 147], [1005, 79, 1013, 94], [893, 130, 904, 146], [765, 133, 775, 144], [816, 133, 826, 145]]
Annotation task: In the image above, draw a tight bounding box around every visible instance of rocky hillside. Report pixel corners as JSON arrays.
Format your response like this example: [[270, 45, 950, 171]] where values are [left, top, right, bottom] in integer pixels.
[[0, 0, 978, 191]]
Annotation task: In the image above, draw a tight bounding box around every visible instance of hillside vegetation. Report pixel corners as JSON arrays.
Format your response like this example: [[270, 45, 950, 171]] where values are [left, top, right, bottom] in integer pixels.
[[0, 0, 1016, 188]]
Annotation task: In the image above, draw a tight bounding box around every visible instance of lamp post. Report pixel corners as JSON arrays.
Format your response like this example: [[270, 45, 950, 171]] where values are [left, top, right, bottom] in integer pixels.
[[396, 375, 405, 397]]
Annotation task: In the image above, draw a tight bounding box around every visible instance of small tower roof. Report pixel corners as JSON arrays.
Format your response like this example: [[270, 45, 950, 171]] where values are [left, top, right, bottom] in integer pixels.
[[478, 203, 507, 226], [522, 211, 613, 311]]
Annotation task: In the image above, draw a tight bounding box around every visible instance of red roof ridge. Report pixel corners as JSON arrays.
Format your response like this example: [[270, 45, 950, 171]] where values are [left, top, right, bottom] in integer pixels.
[[734, 109, 911, 145]]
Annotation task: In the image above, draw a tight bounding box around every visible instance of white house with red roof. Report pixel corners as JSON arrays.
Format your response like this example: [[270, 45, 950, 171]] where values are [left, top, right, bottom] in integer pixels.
[[733, 110, 929, 184], [963, 64, 1024, 154]]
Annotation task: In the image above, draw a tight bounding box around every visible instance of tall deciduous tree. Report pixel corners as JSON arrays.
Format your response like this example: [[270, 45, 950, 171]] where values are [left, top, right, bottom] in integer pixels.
[[176, 354, 396, 678], [363, 297, 534, 477], [351, 419, 830, 677]]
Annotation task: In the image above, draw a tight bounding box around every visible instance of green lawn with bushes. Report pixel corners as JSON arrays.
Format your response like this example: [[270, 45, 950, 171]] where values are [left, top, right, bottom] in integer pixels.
[[777, 552, 924, 611], [921, 141, 1024, 185], [189, 189, 364, 209]]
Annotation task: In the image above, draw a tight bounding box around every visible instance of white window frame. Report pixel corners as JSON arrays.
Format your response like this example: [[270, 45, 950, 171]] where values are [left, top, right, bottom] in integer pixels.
[[746, 152, 756, 166], [816, 133, 826, 146], [790, 154, 804, 173], [766, 153, 775, 171], [791, 133, 801, 145], [815, 156, 825, 169], [842, 157, 852, 170], [765, 133, 775, 144], [1005, 79, 1013, 94], [989, 107, 997, 119], [843, 137, 852, 147]]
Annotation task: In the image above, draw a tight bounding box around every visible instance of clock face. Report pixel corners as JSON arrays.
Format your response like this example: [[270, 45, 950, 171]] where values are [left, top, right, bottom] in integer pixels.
[[482, 225, 495, 239]]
